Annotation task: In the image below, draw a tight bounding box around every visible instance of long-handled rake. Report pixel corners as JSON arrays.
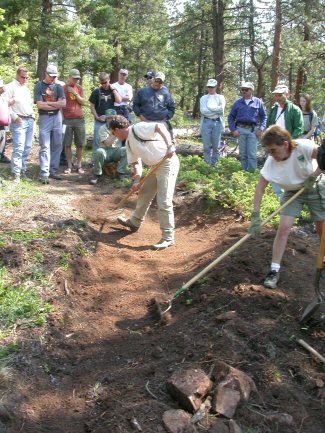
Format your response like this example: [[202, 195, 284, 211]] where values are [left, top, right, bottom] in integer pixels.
[[154, 187, 306, 324], [300, 219, 325, 323]]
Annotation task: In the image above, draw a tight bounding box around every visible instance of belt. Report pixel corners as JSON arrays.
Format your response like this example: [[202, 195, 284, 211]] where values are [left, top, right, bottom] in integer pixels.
[[39, 111, 59, 116], [204, 117, 220, 121], [237, 122, 256, 128], [19, 115, 34, 119]]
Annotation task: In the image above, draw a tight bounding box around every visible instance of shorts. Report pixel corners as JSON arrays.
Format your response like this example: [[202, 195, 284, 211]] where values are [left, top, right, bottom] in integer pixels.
[[280, 176, 325, 221], [63, 118, 86, 147]]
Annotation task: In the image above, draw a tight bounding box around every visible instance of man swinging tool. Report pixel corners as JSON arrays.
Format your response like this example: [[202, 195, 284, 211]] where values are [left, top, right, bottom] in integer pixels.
[[109, 115, 179, 250], [248, 125, 325, 289]]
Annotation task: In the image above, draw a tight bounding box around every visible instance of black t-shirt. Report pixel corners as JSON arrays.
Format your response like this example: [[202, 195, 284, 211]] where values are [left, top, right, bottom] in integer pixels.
[[89, 87, 116, 116], [34, 81, 65, 115]]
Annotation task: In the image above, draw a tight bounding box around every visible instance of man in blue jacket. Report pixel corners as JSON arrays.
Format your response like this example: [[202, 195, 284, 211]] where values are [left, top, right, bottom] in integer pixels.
[[228, 82, 267, 171], [133, 72, 175, 123]]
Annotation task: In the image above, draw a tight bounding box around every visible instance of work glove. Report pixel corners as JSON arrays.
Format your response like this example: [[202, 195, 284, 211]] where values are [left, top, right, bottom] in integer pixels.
[[248, 211, 262, 237], [304, 176, 317, 191]]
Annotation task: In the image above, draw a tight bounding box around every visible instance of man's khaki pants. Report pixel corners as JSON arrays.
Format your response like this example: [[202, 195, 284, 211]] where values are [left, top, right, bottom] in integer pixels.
[[130, 154, 180, 241]]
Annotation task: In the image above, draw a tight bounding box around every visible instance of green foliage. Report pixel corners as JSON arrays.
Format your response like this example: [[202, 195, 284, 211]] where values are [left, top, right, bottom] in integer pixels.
[[0, 266, 53, 336], [178, 155, 302, 226]]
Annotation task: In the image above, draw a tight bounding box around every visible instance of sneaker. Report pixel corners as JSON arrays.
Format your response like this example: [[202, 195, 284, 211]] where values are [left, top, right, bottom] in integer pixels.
[[21, 172, 32, 181], [152, 239, 175, 250], [117, 216, 139, 232], [0, 155, 11, 163], [49, 173, 62, 180], [264, 270, 280, 289], [39, 176, 49, 185], [89, 175, 101, 185]]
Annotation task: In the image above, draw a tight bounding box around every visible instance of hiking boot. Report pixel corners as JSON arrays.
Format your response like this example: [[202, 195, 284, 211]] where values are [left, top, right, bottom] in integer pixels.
[[0, 155, 11, 163], [21, 171, 32, 181], [117, 172, 129, 180], [152, 239, 175, 250], [13, 173, 20, 184], [49, 173, 62, 180], [39, 176, 49, 185], [264, 270, 280, 289], [117, 216, 139, 232], [89, 175, 101, 185]]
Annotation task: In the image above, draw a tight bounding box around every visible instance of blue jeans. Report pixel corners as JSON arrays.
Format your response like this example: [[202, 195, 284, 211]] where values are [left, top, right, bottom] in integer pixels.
[[93, 119, 106, 160], [39, 112, 63, 177], [201, 118, 221, 166], [237, 126, 258, 171], [10, 117, 35, 175]]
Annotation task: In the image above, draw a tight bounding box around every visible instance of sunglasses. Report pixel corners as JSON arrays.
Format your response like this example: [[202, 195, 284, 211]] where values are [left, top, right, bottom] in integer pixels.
[[241, 88, 250, 92], [100, 81, 109, 85]]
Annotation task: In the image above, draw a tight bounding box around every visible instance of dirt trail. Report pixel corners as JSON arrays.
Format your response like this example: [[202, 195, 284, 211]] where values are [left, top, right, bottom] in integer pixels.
[[2, 171, 325, 433]]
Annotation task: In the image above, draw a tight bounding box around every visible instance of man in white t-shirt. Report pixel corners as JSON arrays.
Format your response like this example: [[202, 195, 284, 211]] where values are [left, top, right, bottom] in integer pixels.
[[109, 115, 180, 250], [112, 69, 133, 123], [248, 125, 324, 289]]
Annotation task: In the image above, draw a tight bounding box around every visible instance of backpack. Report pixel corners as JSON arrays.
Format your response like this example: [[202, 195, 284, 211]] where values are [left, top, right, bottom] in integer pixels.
[[0, 97, 10, 127], [317, 138, 325, 170], [309, 112, 321, 139]]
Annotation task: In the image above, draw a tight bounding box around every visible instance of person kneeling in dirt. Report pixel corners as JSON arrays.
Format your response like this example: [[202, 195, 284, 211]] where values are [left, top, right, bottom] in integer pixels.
[[109, 115, 179, 250], [248, 125, 325, 289], [89, 109, 128, 185]]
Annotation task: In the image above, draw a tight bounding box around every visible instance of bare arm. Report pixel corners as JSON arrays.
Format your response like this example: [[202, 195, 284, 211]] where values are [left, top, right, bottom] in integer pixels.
[[154, 123, 174, 157], [37, 98, 66, 110], [68, 87, 86, 105], [253, 176, 269, 212], [90, 102, 105, 122]]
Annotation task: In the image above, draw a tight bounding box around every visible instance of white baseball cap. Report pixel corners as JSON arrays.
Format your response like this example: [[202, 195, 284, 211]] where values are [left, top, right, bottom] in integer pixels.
[[207, 79, 218, 87], [272, 84, 289, 94], [241, 81, 254, 91]]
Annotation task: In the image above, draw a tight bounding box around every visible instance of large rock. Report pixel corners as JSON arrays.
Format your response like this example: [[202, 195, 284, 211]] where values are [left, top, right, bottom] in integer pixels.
[[166, 368, 213, 413], [229, 419, 243, 433], [208, 418, 229, 433], [162, 409, 197, 433], [211, 361, 255, 418]]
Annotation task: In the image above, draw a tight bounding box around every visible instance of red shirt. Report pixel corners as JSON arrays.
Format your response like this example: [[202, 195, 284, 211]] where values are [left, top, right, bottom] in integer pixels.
[[62, 84, 84, 119]]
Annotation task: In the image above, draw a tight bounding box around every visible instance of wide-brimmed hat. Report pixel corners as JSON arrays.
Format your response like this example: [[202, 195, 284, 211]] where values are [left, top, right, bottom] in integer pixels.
[[272, 84, 288, 94], [241, 81, 254, 91]]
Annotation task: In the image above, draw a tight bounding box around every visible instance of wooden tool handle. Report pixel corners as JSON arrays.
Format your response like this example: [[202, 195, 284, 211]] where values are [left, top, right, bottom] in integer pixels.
[[181, 187, 306, 292], [113, 155, 169, 210], [316, 219, 325, 270]]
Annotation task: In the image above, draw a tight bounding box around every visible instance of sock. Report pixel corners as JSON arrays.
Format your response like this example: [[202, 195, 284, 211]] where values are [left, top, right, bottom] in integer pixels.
[[271, 263, 280, 272]]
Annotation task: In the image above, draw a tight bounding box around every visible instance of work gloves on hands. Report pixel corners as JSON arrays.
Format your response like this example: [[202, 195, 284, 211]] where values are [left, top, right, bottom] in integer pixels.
[[248, 211, 262, 237], [304, 176, 317, 191]]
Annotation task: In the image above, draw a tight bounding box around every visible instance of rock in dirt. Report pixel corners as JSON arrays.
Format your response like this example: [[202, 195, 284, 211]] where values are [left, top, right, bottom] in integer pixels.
[[166, 368, 213, 412], [215, 311, 237, 322], [266, 412, 294, 426], [208, 418, 229, 433], [211, 361, 255, 418], [163, 409, 197, 433], [214, 386, 241, 418], [229, 419, 243, 433]]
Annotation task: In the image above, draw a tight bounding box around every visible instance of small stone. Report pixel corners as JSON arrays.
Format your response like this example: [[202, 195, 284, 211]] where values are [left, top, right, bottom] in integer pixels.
[[163, 409, 197, 433]]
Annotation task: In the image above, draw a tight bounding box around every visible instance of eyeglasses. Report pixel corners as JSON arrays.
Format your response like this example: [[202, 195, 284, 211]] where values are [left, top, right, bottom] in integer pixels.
[[100, 81, 108, 85], [20, 75, 29, 80], [241, 88, 250, 92]]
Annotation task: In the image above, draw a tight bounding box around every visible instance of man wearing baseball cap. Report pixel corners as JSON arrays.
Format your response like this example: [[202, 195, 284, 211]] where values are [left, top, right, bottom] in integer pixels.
[[34, 65, 66, 183], [89, 109, 128, 185], [267, 84, 304, 139], [112, 69, 133, 123], [144, 70, 156, 86], [62, 68, 86, 174], [200, 78, 226, 166], [228, 81, 267, 171]]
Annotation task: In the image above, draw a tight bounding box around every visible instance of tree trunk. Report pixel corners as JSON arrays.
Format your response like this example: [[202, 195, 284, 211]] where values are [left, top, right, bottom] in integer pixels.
[[36, 0, 52, 80], [270, 0, 282, 91], [211, 0, 225, 93], [294, 7, 310, 103], [193, 12, 207, 118]]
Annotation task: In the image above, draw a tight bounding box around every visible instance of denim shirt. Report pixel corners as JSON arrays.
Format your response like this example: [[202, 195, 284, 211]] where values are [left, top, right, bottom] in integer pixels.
[[228, 97, 267, 132]]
